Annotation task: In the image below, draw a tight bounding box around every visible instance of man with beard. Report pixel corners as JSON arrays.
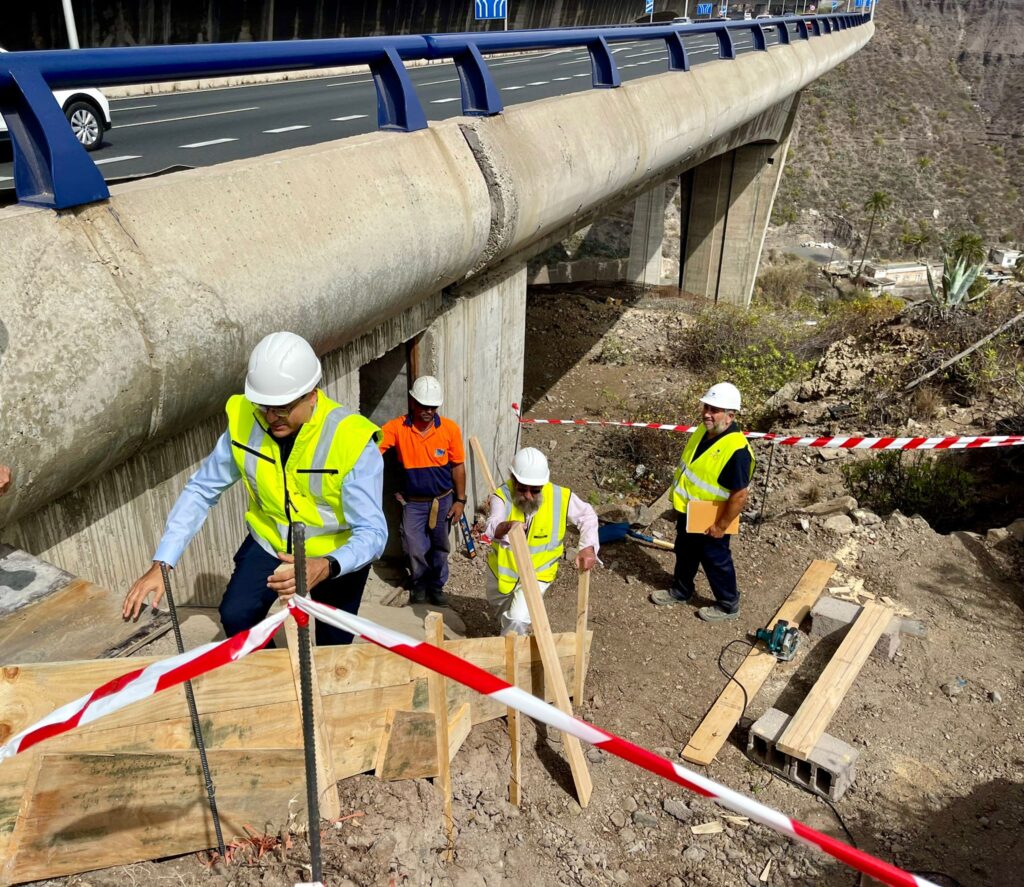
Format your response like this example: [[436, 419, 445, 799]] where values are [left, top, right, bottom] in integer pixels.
[[485, 447, 599, 635], [379, 375, 467, 607], [650, 382, 754, 621]]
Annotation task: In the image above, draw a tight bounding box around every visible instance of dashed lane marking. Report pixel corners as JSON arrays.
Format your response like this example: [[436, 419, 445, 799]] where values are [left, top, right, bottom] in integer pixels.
[[179, 138, 238, 148], [430, 97, 462, 104], [94, 155, 142, 165], [501, 85, 525, 91], [119, 106, 258, 128], [332, 114, 368, 121], [263, 125, 310, 133], [526, 81, 550, 86]]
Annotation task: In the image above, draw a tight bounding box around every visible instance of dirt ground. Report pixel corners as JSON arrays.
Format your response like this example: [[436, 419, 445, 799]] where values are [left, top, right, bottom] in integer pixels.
[[37, 286, 1024, 887]]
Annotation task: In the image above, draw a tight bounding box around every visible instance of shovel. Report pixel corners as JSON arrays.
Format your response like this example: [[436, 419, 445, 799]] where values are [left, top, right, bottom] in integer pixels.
[[598, 521, 674, 551]]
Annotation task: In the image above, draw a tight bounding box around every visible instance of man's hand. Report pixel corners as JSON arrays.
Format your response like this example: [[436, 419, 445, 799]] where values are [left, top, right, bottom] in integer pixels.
[[575, 546, 598, 572], [705, 523, 726, 539], [447, 499, 466, 522], [123, 562, 167, 621], [268, 553, 331, 599], [493, 520, 522, 540], [0, 465, 12, 497]]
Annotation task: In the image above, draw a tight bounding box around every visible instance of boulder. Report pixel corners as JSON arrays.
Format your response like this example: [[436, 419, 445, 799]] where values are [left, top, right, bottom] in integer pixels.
[[802, 495, 858, 516], [823, 514, 856, 535]]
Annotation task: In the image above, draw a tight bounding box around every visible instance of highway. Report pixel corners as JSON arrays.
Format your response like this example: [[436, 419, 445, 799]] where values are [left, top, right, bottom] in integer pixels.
[[0, 25, 787, 199]]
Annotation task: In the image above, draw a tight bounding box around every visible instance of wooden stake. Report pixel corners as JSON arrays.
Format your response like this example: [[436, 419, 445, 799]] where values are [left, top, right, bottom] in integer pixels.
[[574, 570, 591, 708], [504, 634, 522, 806], [682, 560, 836, 766], [469, 435, 499, 495], [284, 615, 341, 821], [425, 612, 455, 857], [506, 524, 593, 807]]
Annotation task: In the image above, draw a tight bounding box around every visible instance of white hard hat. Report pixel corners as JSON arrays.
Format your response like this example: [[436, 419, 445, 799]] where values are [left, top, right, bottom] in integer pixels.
[[510, 447, 550, 486], [409, 375, 444, 408], [701, 381, 742, 411], [244, 332, 322, 406]]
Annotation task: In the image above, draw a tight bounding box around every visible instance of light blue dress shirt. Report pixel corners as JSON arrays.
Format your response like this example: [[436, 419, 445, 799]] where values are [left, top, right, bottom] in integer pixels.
[[153, 431, 387, 575]]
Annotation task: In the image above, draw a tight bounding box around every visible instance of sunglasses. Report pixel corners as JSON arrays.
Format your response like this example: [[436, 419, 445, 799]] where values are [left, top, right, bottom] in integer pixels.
[[255, 394, 307, 416], [516, 484, 544, 495]]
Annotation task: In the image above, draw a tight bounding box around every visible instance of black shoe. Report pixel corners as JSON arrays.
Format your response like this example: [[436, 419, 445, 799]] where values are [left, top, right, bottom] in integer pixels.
[[427, 588, 449, 606], [409, 588, 427, 605]]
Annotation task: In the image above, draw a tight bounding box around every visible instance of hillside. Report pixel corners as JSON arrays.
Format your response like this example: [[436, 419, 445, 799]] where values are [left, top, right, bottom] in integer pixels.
[[775, 0, 1024, 251]]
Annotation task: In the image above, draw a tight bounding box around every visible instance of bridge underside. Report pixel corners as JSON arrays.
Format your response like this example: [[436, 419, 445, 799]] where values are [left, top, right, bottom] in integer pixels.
[[0, 25, 872, 599]]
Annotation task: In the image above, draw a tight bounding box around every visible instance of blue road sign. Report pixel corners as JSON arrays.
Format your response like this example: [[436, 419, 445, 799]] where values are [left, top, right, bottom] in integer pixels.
[[697, 2, 713, 13], [475, 0, 508, 20], [645, 0, 654, 13]]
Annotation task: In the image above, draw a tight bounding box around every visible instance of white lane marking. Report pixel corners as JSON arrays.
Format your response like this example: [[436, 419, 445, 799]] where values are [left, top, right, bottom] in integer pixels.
[[572, 73, 591, 78], [488, 49, 573, 67], [559, 58, 590, 66], [94, 155, 142, 165], [551, 76, 572, 81], [501, 85, 525, 91], [526, 80, 550, 86], [0, 176, 13, 182], [179, 138, 238, 148], [621, 63, 638, 69], [109, 104, 158, 112], [624, 49, 668, 59], [332, 114, 368, 121], [263, 125, 310, 133], [325, 78, 374, 88], [419, 77, 460, 85], [119, 106, 258, 128], [430, 97, 462, 104]]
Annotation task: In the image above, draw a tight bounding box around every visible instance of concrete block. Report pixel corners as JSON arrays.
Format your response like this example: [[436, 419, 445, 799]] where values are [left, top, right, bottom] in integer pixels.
[[809, 596, 901, 661], [747, 708, 859, 802]]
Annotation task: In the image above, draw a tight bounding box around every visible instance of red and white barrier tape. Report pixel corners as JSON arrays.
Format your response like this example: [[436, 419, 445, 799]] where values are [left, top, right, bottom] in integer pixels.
[[0, 597, 937, 887], [0, 607, 288, 762], [291, 596, 938, 887], [514, 414, 1024, 450]]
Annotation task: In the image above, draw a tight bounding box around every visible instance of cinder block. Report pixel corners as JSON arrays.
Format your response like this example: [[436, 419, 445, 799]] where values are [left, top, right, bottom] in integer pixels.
[[809, 597, 901, 661], [747, 708, 859, 802]]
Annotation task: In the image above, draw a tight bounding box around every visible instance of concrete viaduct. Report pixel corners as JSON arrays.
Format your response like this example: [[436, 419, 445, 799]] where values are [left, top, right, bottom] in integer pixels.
[[0, 20, 873, 603]]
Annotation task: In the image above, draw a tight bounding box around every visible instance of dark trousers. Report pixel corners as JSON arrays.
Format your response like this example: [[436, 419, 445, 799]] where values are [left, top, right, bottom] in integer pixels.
[[672, 514, 740, 613], [219, 535, 371, 646], [400, 493, 452, 594]]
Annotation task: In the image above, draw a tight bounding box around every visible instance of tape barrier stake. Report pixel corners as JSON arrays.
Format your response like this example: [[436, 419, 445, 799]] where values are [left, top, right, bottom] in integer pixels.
[[291, 596, 939, 887]]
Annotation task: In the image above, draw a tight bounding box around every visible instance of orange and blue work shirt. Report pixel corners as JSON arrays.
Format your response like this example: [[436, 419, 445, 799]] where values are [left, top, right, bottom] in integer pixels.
[[379, 414, 466, 498]]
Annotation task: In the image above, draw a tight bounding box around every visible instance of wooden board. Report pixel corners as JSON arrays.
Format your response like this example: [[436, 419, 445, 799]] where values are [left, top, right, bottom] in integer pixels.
[[574, 570, 590, 707], [777, 600, 894, 760], [373, 703, 471, 781], [426, 612, 455, 853], [505, 635, 521, 806], [685, 500, 739, 534], [682, 560, 837, 766], [1, 749, 306, 886], [508, 525, 593, 807], [469, 435, 499, 495]]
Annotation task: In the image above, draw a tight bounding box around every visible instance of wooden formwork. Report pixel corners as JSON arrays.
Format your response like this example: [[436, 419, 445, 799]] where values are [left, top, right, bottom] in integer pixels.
[[0, 629, 590, 885]]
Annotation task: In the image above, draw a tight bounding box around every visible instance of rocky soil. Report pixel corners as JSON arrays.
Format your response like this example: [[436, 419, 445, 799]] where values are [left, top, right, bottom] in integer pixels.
[[35, 287, 1024, 887]]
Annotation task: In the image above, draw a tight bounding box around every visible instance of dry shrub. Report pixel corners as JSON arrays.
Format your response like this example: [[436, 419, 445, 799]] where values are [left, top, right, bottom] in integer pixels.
[[755, 259, 817, 308]]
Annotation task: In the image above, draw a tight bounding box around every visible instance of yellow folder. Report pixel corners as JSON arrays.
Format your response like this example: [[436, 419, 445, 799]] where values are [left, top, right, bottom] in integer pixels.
[[685, 500, 739, 535]]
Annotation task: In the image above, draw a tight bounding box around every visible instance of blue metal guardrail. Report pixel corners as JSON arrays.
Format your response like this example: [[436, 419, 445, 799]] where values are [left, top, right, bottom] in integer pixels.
[[0, 14, 870, 210]]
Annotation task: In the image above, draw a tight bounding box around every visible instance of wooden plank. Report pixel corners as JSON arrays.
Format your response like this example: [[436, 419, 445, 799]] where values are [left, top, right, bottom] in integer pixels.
[[469, 435, 498, 495], [777, 601, 894, 760], [507, 525, 593, 807], [574, 570, 591, 707], [682, 560, 837, 766], [284, 614, 340, 821], [425, 613, 455, 855], [1, 750, 305, 886], [505, 635, 521, 806], [373, 703, 471, 781]]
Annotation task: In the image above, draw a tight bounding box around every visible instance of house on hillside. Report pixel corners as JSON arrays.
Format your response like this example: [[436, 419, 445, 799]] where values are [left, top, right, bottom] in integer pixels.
[[990, 247, 1022, 269]]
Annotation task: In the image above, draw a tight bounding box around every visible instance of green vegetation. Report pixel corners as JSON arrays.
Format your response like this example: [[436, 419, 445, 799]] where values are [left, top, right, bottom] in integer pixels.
[[924, 253, 987, 317]]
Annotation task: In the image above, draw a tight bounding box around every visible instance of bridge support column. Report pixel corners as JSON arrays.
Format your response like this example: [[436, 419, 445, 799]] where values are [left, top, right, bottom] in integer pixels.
[[626, 182, 668, 286], [679, 129, 793, 308], [420, 264, 526, 513]]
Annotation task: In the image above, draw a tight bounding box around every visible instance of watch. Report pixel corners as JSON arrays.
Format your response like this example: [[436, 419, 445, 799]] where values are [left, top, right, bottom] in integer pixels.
[[326, 557, 342, 579], [455, 497, 467, 504]]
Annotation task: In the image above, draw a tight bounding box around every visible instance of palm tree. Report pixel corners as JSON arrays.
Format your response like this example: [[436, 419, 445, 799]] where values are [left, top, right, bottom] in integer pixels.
[[856, 191, 891, 279], [947, 231, 987, 267], [899, 221, 932, 260]]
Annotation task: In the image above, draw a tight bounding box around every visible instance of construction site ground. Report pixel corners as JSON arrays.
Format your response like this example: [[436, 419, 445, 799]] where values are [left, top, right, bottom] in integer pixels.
[[33, 286, 1023, 887]]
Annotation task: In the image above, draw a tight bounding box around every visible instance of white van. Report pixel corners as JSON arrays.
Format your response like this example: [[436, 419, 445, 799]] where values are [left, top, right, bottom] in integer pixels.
[[0, 47, 112, 151]]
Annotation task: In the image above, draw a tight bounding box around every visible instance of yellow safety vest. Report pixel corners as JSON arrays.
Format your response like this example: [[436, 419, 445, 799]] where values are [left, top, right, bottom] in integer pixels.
[[671, 425, 755, 514], [226, 390, 380, 557], [487, 481, 571, 594]]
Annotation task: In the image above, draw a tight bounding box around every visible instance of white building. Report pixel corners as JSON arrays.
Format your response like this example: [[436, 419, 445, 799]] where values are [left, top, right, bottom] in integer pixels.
[[990, 248, 1022, 269]]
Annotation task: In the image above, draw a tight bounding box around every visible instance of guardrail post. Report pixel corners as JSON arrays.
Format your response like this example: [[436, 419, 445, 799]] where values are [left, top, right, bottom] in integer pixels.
[[796, 19, 810, 40], [0, 65, 109, 208], [452, 43, 503, 116], [821, 18, 833, 34], [370, 46, 428, 132], [587, 35, 621, 88], [751, 24, 767, 51], [716, 27, 736, 60], [777, 21, 791, 45], [665, 32, 689, 72], [810, 19, 822, 37]]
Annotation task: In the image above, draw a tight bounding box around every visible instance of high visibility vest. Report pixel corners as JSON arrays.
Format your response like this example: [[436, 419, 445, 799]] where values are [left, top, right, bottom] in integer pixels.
[[671, 425, 755, 514], [226, 391, 380, 557], [487, 481, 571, 595]]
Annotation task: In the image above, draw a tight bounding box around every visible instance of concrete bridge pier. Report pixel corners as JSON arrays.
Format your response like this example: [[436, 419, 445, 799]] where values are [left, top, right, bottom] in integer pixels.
[[679, 105, 797, 308], [626, 182, 668, 287]]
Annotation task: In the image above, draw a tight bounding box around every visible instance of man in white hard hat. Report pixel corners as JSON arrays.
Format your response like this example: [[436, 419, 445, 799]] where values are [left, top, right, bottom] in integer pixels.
[[122, 332, 387, 646], [650, 382, 754, 622], [379, 376, 467, 606], [484, 447, 599, 635]]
